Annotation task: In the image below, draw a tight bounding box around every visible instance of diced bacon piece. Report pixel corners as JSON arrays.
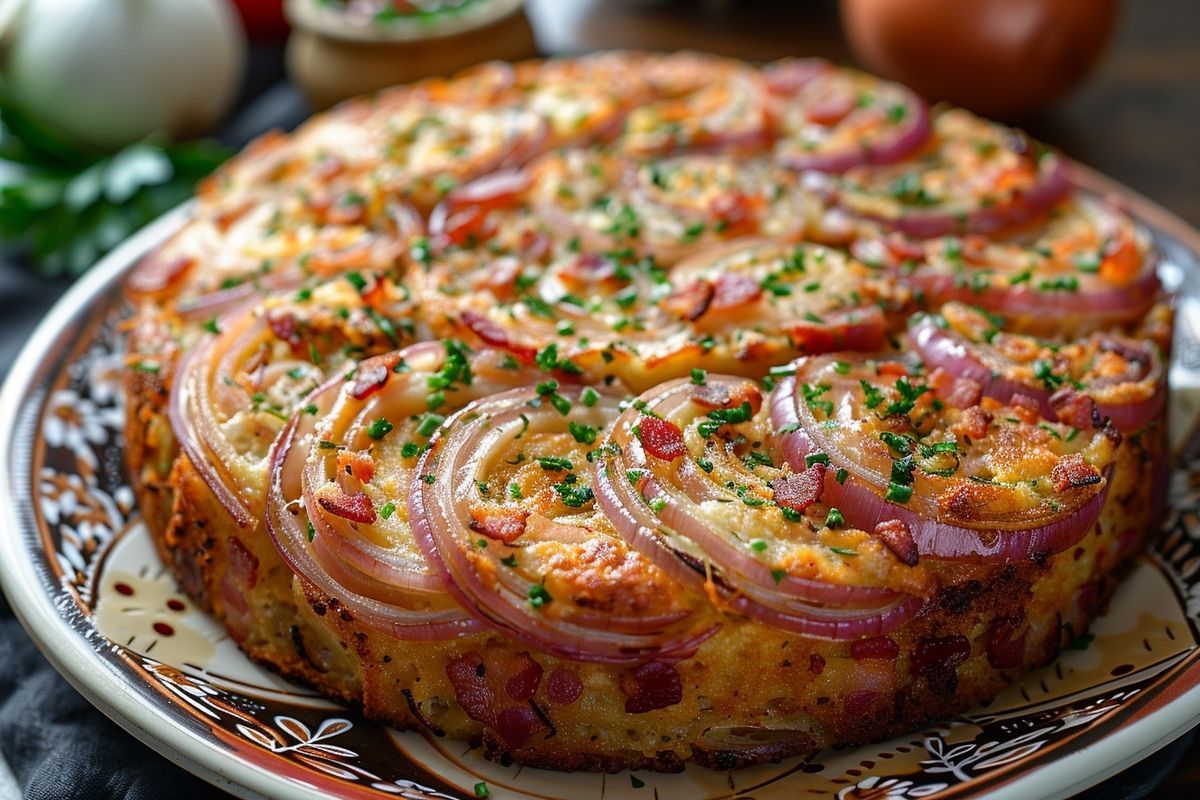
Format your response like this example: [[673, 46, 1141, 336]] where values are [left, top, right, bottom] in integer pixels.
[[1050, 454, 1102, 492], [469, 508, 529, 544], [315, 485, 377, 524], [709, 273, 763, 311], [660, 279, 714, 321], [873, 519, 919, 566], [1050, 388, 1100, 430], [620, 661, 683, 713], [638, 416, 687, 461], [770, 464, 826, 511], [504, 653, 544, 702], [546, 668, 583, 705], [460, 310, 538, 364], [850, 636, 900, 660], [336, 450, 376, 483]]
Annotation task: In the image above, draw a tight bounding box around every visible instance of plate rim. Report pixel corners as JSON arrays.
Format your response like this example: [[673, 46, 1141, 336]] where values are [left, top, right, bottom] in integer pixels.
[[2, 167, 1200, 800]]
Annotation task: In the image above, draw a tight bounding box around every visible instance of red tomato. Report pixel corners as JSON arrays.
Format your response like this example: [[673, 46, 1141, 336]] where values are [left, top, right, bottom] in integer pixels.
[[231, 0, 290, 41], [840, 0, 1118, 119]]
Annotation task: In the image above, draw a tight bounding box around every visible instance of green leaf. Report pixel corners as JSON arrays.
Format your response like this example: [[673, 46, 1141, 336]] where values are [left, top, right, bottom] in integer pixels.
[[104, 144, 174, 204]]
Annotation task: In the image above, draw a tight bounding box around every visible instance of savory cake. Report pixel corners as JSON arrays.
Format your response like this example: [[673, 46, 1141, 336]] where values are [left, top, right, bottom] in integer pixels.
[[122, 51, 1170, 773]]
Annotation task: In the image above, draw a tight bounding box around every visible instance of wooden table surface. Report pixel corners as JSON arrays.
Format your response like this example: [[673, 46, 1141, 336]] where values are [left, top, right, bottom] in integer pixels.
[[528, 0, 1200, 229], [527, 0, 1200, 796]]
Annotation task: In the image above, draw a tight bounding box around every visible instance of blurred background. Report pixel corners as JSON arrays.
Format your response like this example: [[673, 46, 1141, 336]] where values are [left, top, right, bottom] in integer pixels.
[[1, 0, 1198, 796]]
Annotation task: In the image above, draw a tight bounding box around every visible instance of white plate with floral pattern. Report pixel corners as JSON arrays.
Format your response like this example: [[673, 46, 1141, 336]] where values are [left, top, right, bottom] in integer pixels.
[[4, 164, 1200, 800]]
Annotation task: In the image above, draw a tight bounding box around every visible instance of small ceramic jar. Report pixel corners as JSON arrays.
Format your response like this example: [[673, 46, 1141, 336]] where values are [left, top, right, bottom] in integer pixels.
[[285, 0, 537, 109]]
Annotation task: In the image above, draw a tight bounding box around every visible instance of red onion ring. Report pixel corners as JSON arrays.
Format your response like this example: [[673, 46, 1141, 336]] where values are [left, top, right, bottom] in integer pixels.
[[265, 379, 483, 640], [890, 153, 1071, 239], [908, 314, 1166, 432], [770, 374, 1114, 562], [410, 385, 716, 663], [593, 377, 923, 639]]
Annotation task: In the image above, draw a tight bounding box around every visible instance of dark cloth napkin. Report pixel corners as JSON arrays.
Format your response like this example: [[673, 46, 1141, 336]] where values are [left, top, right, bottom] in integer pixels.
[[0, 44, 1192, 800]]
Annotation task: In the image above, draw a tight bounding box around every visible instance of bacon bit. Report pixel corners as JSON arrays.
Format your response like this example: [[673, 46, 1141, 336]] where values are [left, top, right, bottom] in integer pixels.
[[808, 653, 826, 675], [1050, 454, 1102, 492], [446, 654, 494, 724], [545, 668, 583, 705], [460, 310, 538, 364], [518, 229, 551, 262], [911, 635, 971, 676], [805, 90, 856, 125], [709, 273, 764, 311], [929, 367, 982, 409], [690, 382, 731, 408], [1050, 387, 1100, 430], [315, 485, 377, 524], [638, 416, 688, 462], [212, 201, 255, 232], [986, 619, 1027, 669], [885, 233, 925, 262], [959, 235, 991, 265], [851, 636, 900, 660], [1099, 236, 1141, 283], [1008, 393, 1041, 425], [314, 156, 346, 180], [710, 191, 759, 236], [952, 405, 993, 441], [445, 652, 548, 748], [127, 254, 193, 295], [226, 536, 259, 592], [562, 252, 616, 285], [770, 464, 826, 511], [337, 450, 376, 484], [266, 310, 302, 347], [843, 689, 878, 717], [469, 508, 529, 544], [349, 360, 391, 400], [660, 279, 714, 321], [504, 653, 544, 702], [431, 204, 494, 248], [479, 257, 522, 298], [494, 706, 542, 748], [876, 361, 909, 378], [938, 482, 990, 521], [620, 661, 683, 714], [873, 519, 919, 566]]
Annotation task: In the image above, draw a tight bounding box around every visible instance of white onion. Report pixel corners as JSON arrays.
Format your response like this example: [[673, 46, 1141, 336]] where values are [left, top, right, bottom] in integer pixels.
[[1, 0, 245, 149]]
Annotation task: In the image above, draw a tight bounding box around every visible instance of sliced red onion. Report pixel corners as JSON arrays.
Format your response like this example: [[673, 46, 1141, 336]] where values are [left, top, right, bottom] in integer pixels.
[[168, 302, 274, 528], [411, 385, 715, 663], [770, 372, 1115, 562], [265, 379, 483, 640], [768, 61, 932, 173], [908, 314, 1166, 432], [893, 154, 1071, 239], [592, 377, 923, 639]]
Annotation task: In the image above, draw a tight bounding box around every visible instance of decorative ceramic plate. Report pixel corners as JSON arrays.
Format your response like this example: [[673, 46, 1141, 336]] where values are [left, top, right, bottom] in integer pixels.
[[4, 164, 1200, 800]]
